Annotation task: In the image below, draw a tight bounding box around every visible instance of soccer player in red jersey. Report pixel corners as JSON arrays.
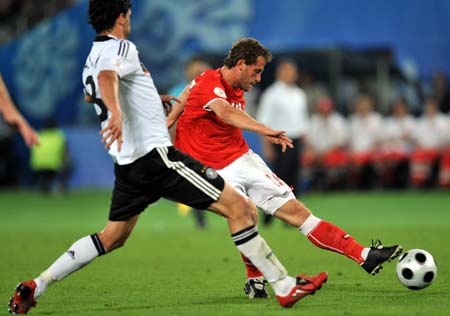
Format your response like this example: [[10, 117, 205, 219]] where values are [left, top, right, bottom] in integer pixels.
[[168, 38, 403, 298]]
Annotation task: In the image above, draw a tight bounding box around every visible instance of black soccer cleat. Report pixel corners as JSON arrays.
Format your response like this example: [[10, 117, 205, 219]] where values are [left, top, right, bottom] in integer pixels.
[[244, 277, 270, 299], [361, 239, 403, 275]]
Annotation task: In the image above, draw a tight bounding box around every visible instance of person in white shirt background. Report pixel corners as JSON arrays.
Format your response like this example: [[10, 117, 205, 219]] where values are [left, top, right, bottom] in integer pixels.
[[257, 59, 309, 225], [376, 97, 416, 188], [348, 94, 383, 189], [303, 96, 349, 190], [410, 97, 449, 187]]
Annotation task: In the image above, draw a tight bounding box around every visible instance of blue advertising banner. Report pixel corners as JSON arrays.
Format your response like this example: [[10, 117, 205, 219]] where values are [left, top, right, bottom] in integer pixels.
[[1, 0, 448, 188]]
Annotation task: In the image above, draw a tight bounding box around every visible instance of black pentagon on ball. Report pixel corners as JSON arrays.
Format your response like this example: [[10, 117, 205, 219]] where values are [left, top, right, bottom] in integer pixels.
[[415, 252, 427, 263], [424, 271, 434, 283], [408, 286, 421, 290], [402, 268, 413, 279]]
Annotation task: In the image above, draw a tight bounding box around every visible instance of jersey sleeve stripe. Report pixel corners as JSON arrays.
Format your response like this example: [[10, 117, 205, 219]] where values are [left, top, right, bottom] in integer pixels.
[[203, 98, 229, 111], [117, 41, 129, 57], [123, 42, 130, 58]]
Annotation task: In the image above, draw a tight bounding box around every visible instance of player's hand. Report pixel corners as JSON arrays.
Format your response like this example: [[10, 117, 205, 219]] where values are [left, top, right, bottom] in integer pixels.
[[264, 134, 294, 152], [160, 95, 180, 116], [261, 127, 294, 152], [3, 110, 40, 147], [100, 111, 123, 152]]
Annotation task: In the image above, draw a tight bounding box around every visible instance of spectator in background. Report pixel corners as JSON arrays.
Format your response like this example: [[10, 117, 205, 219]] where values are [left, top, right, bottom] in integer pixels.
[[376, 97, 416, 188], [168, 56, 211, 99], [257, 59, 308, 225], [298, 71, 329, 116], [438, 123, 450, 188], [410, 98, 448, 188], [30, 120, 71, 194], [168, 56, 211, 229], [432, 71, 450, 114], [348, 94, 383, 189], [303, 97, 349, 190], [0, 73, 39, 147], [0, 0, 77, 44]]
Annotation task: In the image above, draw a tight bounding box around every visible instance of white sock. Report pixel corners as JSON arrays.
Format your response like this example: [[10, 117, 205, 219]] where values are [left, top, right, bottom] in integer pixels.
[[33, 234, 106, 299], [299, 214, 322, 236], [232, 226, 295, 296], [271, 276, 297, 296], [361, 247, 370, 261]]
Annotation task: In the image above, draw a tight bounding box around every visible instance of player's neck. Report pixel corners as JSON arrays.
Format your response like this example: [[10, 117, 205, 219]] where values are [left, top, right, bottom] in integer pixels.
[[100, 28, 125, 40], [220, 66, 239, 89]]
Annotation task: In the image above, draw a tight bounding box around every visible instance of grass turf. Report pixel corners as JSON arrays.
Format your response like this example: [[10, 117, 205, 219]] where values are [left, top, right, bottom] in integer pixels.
[[0, 190, 449, 315]]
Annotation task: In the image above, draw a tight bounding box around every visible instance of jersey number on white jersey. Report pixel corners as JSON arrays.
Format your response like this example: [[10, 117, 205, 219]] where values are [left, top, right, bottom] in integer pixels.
[[84, 75, 108, 123]]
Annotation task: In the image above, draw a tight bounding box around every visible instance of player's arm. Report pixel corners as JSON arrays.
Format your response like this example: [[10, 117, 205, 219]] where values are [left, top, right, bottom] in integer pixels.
[[0, 74, 39, 147], [208, 100, 294, 152], [160, 94, 180, 116], [167, 85, 189, 129], [97, 70, 123, 152]]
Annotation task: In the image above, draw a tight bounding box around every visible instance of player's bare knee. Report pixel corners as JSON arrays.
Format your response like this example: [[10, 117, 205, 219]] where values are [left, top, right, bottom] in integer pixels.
[[276, 199, 312, 227], [229, 195, 257, 224]]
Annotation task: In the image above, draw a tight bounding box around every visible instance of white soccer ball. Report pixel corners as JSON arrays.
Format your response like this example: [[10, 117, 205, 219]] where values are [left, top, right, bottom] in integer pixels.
[[396, 249, 437, 290]]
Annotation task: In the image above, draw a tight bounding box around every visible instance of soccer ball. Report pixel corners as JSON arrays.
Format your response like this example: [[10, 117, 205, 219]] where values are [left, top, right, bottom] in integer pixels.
[[396, 249, 437, 290]]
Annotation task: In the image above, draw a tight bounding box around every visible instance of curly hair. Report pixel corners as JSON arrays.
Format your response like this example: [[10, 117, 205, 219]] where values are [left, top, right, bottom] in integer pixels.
[[88, 0, 131, 34], [223, 38, 272, 68]]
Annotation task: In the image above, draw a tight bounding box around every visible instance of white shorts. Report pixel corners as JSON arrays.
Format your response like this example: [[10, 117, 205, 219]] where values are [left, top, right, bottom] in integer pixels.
[[216, 150, 296, 215]]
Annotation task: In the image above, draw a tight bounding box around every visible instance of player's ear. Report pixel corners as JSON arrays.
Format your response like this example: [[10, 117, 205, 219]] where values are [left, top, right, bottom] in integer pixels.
[[117, 12, 126, 26], [237, 59, 246, 72]]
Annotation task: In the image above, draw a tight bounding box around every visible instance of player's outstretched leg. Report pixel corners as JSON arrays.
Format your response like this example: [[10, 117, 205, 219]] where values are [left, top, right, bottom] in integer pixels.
[[8, 233, 106, 315], [299, 214, 402, 275], [8, 216, 139, 314]]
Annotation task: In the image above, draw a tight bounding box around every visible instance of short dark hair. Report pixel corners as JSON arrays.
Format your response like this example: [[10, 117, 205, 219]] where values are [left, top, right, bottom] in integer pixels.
[[88, 0, 131, 34], [223, 38, 272, 68]]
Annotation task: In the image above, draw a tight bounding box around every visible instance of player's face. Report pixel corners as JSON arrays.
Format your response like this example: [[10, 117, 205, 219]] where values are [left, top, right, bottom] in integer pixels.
[[123, 9, 132, 38], [239, 56, 266, 92]]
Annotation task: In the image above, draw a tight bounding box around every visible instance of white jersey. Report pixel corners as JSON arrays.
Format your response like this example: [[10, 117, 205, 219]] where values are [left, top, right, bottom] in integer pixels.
[[307, 112, 349, 154], [82, 35, 171, 165], [412, 114, 449, 149], [257, 81, 309, 138], [380, 115, 416, 152], [349, 112, 383, 153]]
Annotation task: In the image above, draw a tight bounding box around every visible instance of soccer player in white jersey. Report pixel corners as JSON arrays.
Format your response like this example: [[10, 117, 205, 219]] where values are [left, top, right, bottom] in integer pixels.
[[7, 1, 328, 313], [168, 38, 402, 299]]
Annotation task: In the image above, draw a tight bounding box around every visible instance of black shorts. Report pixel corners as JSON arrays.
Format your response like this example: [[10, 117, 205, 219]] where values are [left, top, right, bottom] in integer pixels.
[[109, 146, 225, 221]]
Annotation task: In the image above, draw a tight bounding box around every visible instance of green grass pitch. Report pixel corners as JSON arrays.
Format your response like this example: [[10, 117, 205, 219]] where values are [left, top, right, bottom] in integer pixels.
[[1, 190, 449, 315]]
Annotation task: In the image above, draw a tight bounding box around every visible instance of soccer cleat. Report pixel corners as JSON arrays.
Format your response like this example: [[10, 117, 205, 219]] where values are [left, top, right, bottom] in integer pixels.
[[276, 272, 328, 308], [8, 280, 37, 314], [244, 277, 270, 298], [361, 239, 403, 275]]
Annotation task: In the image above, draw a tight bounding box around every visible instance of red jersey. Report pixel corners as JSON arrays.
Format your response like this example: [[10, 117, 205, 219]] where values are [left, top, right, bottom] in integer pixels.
[[175, 68, 249, 169]]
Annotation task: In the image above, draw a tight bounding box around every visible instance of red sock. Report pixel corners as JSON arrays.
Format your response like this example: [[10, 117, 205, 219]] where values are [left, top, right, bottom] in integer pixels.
[[240, 253, 264, 278], [307, 220, 365, 264]]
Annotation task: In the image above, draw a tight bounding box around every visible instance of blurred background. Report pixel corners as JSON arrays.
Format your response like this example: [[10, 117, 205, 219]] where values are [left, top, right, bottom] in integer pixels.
[[0, 0, 449, 193]]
